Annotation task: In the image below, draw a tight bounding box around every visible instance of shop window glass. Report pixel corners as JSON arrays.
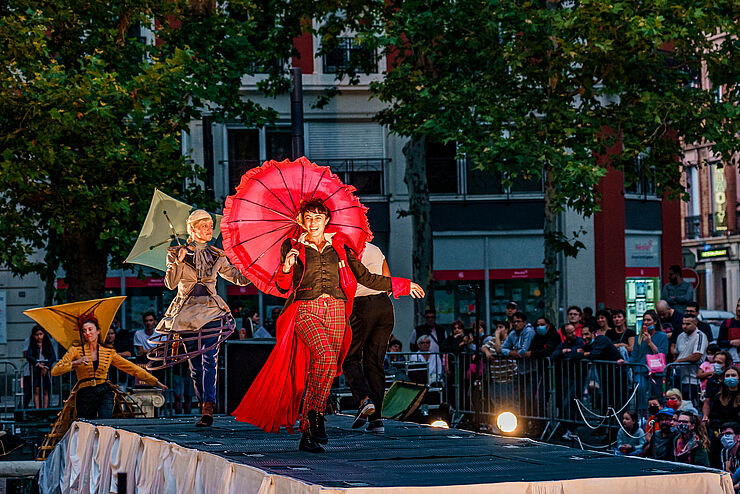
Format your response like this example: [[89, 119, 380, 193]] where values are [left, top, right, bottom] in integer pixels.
[[434, 281, 483, 328], [489, 279, 545, 321]]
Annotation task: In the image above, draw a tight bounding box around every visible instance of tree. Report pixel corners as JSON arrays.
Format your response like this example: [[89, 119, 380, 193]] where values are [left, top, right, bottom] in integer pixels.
[[324, 0, 740, 322], [0, 0, 313, 302]]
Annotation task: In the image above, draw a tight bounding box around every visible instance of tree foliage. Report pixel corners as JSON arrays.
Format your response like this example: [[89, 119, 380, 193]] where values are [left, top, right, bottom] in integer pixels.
[[322, 0, 740, 320], [0, 0, 312, 301]]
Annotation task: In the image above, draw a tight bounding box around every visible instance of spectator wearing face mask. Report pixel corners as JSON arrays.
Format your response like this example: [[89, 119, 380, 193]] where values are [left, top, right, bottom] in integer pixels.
[[673, 411, 710, 467], [645, 396, 664, 434], [701, 349, 732, 421], [524, 317, 560, 359], [666, 388, 699, 415], [642, 407, 676, 461], [719, 422, 740, 473], [615, 411, 646, 456], [708, 368, 740, 433]]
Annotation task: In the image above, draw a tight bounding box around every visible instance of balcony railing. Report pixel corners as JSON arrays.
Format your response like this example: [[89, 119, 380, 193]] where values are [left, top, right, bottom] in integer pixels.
[[684, 215, 701, 240], [222, 158, 388, 197], [312, 158, 389, 196]]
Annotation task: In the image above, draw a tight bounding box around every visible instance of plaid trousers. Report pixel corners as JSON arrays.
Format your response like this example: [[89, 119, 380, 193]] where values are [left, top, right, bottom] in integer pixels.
[[294, 297, 346, 431]]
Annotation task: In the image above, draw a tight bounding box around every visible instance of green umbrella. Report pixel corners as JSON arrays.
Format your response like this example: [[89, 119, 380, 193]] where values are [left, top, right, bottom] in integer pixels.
[[124, 188, 222, 273]]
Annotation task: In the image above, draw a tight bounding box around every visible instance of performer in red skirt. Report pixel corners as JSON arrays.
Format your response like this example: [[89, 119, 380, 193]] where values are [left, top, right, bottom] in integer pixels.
[[233, 199, 425, 452]]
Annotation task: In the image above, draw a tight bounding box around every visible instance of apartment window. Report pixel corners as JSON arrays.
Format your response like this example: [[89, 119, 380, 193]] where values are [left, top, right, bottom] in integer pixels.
[[323, 37, 377, 74], [428, 143, 544, 196], [227, 129, 260, 194], [625, 155, 657, 198], [466, 159, 505, 195], [426, 142, 458, 194]]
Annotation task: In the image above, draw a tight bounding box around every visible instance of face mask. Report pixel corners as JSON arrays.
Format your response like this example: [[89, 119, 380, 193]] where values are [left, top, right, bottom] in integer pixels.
[[536, 325, 548, 336], [726, 377, 739, 388], [721, 434, 737, 450], [676, 423, 691, 435], [667, 398, 679, 408], [646, 325, 655, 331], [648, 405, 660, 415], [670, 425, 679, 434], [714, 363, 724, 375]]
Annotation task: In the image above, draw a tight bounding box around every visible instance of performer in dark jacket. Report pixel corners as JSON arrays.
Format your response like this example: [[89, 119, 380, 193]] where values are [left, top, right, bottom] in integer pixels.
[[233, 199, 425, 453]]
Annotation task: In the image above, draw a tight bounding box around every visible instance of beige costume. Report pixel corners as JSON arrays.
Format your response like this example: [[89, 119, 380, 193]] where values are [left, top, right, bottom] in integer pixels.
[[157, 242, 250, 333]]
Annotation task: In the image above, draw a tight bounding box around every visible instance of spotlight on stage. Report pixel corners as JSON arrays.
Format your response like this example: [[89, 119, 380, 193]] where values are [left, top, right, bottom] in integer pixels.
[[496, 412, 518, 433], [430, 420, 449, 429]]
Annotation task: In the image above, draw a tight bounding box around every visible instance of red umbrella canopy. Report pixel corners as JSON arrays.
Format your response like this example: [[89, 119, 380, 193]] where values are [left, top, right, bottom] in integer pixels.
[[221, 157, 373, 297]]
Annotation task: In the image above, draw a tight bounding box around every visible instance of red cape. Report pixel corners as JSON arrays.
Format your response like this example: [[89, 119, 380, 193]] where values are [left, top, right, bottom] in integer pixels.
[[232, 234, 410, 433]]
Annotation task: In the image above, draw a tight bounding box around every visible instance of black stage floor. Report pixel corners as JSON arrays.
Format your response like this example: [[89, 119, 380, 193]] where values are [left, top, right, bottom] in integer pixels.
[[89, 415, 711, 489]]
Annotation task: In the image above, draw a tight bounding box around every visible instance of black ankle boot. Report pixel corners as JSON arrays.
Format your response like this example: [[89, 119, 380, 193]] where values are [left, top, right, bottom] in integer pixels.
[[314, 411, 328, 445], [307, 409, 328, 444], [299, 431, 325, 453]]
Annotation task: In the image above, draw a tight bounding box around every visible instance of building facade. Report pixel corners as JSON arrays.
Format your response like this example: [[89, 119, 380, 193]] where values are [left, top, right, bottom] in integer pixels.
[[680, 31, 740, 313], [0, 31, 685, 358]]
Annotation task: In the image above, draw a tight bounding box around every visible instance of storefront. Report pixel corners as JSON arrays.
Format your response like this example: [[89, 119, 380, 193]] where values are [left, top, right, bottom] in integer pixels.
[[624, 233, 662, 333], [433, 233, 545, 329]]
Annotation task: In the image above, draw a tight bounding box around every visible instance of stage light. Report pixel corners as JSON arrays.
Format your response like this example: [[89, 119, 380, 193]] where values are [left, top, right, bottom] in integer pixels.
[[496, 412, 517, 433], [430, 420, 449, 429]]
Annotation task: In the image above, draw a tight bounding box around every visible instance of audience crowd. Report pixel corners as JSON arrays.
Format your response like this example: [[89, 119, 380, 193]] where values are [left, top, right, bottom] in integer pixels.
[[383, 275, 740, 480]]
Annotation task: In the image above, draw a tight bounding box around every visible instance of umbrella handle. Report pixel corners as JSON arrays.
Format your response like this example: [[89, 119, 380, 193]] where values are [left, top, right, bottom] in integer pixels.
[[163, 210, 183, 246]]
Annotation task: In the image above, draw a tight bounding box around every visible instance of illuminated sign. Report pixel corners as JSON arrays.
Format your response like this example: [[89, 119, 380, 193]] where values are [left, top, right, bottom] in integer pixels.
[[699, 248, 729, 259]]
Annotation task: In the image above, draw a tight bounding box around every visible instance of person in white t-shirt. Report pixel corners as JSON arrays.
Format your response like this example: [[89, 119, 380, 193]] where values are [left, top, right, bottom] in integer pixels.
[[343, 242, 395, 433], [134, 311, 162, 357], [673, 314, 709, 406]]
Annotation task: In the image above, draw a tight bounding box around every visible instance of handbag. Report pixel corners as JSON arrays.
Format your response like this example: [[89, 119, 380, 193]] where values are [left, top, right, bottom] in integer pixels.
[[645, 352, 666, 373]]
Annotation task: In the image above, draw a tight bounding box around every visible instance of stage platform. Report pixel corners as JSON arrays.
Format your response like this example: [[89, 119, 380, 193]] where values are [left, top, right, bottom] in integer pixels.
[[39, 414, 733, 493]]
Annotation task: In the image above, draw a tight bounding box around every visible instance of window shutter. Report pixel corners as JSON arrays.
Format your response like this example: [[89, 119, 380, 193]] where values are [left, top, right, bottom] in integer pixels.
[[307, 122, 384, 159]]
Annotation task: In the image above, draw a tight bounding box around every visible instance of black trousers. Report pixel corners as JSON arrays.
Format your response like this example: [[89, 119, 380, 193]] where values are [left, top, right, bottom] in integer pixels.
[[76, 383, 114, 419], [343, 294, 395, 421]]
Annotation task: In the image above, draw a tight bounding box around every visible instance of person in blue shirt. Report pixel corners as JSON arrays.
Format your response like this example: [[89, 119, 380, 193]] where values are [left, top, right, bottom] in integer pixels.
[[500, 311, 534, 358], [630, 310, 669, 412]]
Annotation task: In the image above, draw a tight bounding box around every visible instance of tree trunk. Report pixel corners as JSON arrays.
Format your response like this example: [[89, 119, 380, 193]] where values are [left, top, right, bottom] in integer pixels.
[[60, 232, 109, 302], [543, 165, 559, 325], [403, 135, 434, 326]]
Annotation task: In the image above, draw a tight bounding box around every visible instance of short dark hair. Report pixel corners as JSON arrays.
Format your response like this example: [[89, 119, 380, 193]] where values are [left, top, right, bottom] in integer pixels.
[[686, 301, 700, 311], [707, 343, 721, 354], [298, 199, 331, 222], [612, 308, 626, 317], [142, 311, 155, 321], [424, 309, 436, 316], [512, 311, 527, 322], [683, 313, 698, 322], [669, 265, 682, 276], [721, 422, 740, 434], [567, 305, 582, 315]]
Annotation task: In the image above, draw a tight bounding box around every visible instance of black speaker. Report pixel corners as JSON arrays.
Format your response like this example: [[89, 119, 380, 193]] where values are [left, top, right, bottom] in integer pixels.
[[224, 339, 275, 414]]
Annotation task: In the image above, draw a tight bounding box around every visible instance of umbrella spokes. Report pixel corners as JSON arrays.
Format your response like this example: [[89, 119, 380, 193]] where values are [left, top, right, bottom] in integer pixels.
[[330, 205, 363, 214], [232, 197, 299, 222], [147, 235, 187, 251], [274, 164, 298, 211], [232, 223, 297, 249], [221, 157, 372, 297], [243, 226, 301, 271], [250, 177, 297, 217]]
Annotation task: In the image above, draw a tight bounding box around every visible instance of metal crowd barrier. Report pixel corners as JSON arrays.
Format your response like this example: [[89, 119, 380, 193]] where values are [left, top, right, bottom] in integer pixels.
[[13, 356, 200, 420]]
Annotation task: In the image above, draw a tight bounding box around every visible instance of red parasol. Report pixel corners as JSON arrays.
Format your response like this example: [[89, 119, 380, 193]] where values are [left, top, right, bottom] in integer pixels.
[[221, 157, 373, 297]]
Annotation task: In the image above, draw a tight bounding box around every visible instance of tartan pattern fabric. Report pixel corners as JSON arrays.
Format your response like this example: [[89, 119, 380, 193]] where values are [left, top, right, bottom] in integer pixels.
[[294, 297, 346, 431]]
